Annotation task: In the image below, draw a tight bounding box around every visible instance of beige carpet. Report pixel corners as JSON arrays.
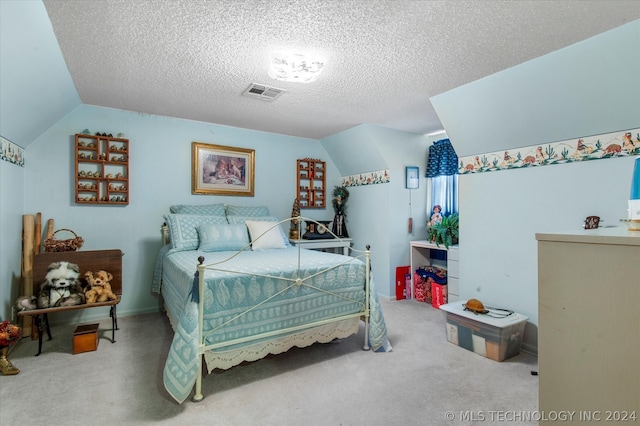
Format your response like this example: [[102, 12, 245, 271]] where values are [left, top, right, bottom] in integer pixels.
[[0, 299, 538, 425]]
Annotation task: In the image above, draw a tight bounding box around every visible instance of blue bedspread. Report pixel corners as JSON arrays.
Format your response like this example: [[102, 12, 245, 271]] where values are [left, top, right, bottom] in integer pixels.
[[153, 246, 390, 403]]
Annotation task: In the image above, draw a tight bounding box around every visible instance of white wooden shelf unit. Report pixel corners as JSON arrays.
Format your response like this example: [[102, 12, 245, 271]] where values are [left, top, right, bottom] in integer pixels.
[[409, 240, 459, 302]]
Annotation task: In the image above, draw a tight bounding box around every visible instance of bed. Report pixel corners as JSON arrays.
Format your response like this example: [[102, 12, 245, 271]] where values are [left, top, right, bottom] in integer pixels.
[[152, 204, 390, 403]]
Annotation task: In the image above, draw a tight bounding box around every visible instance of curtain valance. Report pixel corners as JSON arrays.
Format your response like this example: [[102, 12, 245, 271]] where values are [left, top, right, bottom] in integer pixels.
[[426, 138, 458, 177]]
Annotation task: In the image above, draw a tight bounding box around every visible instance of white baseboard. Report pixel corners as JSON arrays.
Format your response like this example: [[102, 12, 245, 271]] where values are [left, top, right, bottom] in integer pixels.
[[520, 341, 538, 357]]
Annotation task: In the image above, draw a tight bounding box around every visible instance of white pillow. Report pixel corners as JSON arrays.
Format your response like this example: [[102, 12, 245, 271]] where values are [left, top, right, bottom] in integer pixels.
[[227, 215, 291, 246], [245, 220, 287, 250]]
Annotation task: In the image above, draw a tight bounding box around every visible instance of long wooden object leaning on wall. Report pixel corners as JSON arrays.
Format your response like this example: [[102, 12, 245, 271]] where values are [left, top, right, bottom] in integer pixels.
[[20, 214, 35, 336]]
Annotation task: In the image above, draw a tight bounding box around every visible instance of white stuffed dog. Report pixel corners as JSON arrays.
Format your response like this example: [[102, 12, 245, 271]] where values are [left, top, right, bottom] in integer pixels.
[[36, 261, 85, 308]]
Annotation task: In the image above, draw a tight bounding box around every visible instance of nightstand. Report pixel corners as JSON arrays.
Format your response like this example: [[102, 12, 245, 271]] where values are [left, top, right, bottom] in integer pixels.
[[289, 238, 352, 256]]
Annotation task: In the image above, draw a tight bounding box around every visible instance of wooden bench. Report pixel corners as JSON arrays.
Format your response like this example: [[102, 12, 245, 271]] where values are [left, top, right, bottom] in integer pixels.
[[17, 249, 123, 356]]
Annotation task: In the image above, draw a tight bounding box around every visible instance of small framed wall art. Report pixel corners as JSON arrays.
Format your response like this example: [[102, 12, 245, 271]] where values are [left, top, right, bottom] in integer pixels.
[[192, 142, 255, 196], [405, 166, 419, 189]]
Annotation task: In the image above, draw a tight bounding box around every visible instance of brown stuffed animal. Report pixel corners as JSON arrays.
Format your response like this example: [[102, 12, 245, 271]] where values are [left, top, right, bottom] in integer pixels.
[[84, 270, 118, 303]]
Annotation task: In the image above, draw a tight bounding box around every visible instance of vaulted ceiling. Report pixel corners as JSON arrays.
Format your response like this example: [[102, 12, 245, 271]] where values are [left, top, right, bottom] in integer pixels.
[[43, 0, 640, 140]]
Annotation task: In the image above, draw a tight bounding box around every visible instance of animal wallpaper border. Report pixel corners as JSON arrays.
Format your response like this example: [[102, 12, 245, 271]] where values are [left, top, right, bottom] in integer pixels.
[[458, 128, 640, 175], [0, 135, 25, 167], [341, 169, 390, 187]]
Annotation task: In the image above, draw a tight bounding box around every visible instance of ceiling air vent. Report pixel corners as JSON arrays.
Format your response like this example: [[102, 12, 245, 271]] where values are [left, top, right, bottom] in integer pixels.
[[242, 83, 286, 101]]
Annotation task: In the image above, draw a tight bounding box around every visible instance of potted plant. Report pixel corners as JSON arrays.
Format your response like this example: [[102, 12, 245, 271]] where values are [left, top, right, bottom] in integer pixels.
[[427, 213, 459, 249]]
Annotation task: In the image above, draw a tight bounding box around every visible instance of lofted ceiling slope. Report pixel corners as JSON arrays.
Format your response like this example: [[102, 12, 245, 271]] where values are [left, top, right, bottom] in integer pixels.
[[42, 0, 640, 140]]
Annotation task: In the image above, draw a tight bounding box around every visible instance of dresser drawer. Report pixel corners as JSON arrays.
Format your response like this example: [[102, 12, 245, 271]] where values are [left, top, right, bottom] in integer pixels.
[[448, 247, 459, 261], [447, 276, 459, 295], [447, 259, 459, 278]]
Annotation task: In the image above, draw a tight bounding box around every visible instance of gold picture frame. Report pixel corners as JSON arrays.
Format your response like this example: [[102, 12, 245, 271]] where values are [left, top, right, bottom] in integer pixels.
[[192, 142, 255, 196]]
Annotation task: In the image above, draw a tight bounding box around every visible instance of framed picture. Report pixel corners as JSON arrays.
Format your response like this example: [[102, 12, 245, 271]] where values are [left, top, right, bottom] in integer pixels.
[[406, 166, 419, 189], [192, 142, 255, 196]]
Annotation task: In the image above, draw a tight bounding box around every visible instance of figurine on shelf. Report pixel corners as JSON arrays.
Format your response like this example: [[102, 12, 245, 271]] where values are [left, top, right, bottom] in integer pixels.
[[331, 186, 349, 238], [429, 205, 442, 226], [289, 198, 301, 239]]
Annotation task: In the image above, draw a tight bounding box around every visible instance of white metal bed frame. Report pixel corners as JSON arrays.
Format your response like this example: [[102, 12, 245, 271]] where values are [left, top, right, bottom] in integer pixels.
[[161, 216, 372, 402]]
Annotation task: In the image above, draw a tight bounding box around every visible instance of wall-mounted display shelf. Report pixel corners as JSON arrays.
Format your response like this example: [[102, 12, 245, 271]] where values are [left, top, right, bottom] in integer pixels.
[[75, 133, 129, 205], [296, 158, 326, 208]]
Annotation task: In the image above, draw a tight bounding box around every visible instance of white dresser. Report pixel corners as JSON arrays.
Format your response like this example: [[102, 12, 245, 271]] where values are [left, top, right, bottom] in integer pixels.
[[409, 240, 459, 302], [536, 227, 640, 421]]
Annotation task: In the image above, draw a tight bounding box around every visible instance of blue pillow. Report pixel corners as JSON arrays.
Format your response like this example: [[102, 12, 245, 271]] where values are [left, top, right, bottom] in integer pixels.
[[164, 214, 228, 251], [197, 224, 250, 252], [169, 203, 226, 216], [225, 205, 270, 217]]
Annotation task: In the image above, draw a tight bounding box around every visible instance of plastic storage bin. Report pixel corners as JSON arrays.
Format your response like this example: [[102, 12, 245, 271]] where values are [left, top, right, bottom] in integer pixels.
[[440, 301, 528, 361]]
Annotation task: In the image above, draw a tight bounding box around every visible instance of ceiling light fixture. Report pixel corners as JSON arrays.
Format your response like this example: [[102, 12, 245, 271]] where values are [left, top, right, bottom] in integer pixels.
[[427, 129, 447, 136], [268, 53, 324, 83]]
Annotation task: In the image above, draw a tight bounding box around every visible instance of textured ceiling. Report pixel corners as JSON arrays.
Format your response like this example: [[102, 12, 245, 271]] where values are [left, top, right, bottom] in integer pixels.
[[42, 0, 640, 140]]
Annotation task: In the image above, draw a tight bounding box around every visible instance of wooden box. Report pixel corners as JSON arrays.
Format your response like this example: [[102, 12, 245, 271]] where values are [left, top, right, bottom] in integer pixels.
[[73, 323, 99, 354]]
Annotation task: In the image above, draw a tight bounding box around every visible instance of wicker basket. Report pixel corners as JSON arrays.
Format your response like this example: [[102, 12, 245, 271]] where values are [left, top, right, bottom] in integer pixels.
[[43, 229, 84, 252]]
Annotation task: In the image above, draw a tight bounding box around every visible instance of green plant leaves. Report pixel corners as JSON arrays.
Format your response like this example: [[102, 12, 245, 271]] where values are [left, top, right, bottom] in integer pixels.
[[427, 213, 459, 249]]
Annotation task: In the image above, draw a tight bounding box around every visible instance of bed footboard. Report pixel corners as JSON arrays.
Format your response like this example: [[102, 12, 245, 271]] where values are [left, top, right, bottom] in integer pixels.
[[190, 217, 372, 402], [191, 243, 372, 402]]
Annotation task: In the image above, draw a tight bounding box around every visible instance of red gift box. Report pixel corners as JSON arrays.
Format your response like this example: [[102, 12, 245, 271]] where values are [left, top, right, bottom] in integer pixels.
[[414, 274, 433, 303], [431, 282, 448, 309], [395, 266, 410, 300]]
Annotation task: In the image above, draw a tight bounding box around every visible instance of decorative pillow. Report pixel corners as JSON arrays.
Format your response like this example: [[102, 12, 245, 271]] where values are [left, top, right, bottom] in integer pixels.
[[164, 214, 228, 251], [245, 220, 287, 250], [225, 205, 270, 217], [197, 223, 249, 252], [226, 214, 277, 225], [227, 215, 291, 246], [169, 203, 226, 216]]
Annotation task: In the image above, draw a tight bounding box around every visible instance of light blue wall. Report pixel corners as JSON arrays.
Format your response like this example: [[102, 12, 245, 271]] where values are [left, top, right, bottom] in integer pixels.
[[0, 0, 81, 147], [0, 0, 81, 322], [432, 20, 640, 157], [0, 159, 26, 321], [322, 125, 429, 296], [19, 104, 338, 323], [460, 156, 637, 354], [431, 20, 640, 354], [321, 125, 389, 176]]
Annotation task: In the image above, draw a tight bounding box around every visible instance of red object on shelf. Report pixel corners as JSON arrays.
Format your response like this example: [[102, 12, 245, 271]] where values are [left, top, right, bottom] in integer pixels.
[[432, 283, 448, 308], [395, 266, 410, 300]]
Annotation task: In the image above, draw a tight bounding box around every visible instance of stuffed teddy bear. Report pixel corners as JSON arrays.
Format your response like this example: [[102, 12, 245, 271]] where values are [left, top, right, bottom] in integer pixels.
[[84, 270, 118, 304], [35, 261, 85, 308]]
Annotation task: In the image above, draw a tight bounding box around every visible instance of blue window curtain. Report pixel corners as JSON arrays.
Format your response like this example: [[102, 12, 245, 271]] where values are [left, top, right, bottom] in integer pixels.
[[426, 138, 459, 216]]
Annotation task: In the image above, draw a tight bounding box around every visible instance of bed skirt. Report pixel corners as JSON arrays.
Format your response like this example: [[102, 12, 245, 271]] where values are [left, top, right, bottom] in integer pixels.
[[164, 304, 359, 371], [203, 317, 360, 372]]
